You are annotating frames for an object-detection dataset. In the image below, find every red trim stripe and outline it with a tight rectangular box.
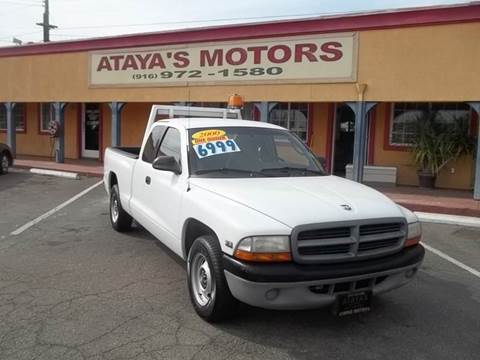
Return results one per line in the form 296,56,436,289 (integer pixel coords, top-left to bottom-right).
252,106,260,121
0,4,478,58
367,107,376,164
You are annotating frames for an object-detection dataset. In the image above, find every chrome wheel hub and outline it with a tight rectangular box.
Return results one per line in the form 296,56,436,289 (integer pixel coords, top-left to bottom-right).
191,253,215,307
111,197,119,223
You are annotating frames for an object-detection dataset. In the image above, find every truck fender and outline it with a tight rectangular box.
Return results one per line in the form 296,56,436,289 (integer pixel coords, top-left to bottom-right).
106,171,118,195
181,218,219,260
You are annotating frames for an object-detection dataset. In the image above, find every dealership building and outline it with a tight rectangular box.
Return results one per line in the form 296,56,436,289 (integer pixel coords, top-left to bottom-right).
0,3,479,196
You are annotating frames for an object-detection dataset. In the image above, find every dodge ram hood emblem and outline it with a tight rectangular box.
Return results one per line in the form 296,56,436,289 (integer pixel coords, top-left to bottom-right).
340,204,352,211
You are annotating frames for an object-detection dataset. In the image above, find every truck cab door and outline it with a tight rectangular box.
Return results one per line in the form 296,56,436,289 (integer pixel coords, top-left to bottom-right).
131,125,187,256
130,125,166,240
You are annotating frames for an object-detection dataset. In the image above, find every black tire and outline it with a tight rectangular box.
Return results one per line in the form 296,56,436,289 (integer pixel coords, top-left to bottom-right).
187,235,239,322
0,153,8,175
109,184,133,232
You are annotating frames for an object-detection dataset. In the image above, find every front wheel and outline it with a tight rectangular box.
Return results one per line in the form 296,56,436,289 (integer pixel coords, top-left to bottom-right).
0,153,9,175
187,235,238,322
110,184,133,232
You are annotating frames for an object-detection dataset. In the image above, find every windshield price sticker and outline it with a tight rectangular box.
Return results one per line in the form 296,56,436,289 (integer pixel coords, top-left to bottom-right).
191,129,227,145
191,129,241,158
193,139,241,159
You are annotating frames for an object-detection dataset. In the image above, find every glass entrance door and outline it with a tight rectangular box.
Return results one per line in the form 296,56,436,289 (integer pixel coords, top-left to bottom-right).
333,104,356,176
82,103,100,158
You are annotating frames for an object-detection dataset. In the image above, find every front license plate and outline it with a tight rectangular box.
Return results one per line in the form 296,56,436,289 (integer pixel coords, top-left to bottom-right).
334,291,372,317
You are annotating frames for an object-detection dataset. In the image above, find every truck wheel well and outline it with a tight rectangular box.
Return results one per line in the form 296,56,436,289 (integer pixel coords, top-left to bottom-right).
109,172,118,189
183,219,217,258
2,150,13,165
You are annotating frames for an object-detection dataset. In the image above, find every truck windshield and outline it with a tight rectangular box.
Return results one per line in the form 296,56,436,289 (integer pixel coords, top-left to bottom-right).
188,126,326,178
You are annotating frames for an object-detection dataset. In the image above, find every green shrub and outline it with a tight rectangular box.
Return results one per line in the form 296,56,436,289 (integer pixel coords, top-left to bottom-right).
412,110,474,176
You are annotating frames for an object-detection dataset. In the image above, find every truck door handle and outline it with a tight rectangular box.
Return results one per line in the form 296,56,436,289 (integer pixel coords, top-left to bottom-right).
145,176,151,185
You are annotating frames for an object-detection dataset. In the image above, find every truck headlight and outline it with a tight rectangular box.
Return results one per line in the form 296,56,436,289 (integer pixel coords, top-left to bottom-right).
405,222,422,247
234,236,291,262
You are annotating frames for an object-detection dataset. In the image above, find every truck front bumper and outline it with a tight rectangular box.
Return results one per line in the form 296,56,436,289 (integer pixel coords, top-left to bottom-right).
223,245,425,310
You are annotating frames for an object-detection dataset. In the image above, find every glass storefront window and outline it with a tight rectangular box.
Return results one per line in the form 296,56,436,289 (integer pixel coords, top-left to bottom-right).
40,103,53,133
0,104,25,132
390,102,471,146
269,103,309,141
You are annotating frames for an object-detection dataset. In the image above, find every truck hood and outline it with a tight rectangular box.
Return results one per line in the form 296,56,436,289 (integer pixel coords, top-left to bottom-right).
190,176,404,228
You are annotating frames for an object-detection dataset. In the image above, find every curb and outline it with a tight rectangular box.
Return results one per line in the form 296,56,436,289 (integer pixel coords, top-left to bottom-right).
30,168,80,180
415,211,480,228
14,164,103,178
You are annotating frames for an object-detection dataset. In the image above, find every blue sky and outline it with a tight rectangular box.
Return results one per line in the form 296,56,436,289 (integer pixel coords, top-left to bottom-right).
0,0,471,46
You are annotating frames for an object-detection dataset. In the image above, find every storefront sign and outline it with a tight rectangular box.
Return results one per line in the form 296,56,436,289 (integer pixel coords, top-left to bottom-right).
89,33,357,87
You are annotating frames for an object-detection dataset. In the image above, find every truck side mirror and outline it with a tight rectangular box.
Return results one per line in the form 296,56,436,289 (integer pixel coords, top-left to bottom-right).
152,156,182,174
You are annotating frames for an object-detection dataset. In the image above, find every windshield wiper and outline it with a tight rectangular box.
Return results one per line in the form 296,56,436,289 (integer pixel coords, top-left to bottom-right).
194,168,268,177
260,166,324,175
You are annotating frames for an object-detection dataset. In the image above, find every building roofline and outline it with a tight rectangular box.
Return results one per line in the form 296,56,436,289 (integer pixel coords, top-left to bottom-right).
0,2,479,58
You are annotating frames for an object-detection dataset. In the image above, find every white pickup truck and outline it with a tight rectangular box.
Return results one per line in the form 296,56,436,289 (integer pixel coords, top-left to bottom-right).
104,105,424,321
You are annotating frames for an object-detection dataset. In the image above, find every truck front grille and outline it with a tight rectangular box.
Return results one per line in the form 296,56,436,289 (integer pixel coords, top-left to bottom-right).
291,218,407,264
360,223,402,236
297,227,351,240
358,238,401,252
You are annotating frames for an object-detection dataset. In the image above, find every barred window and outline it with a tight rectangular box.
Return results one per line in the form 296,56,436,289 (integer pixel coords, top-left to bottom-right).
269,103,309,141
39,103,53,133
390,103,471,146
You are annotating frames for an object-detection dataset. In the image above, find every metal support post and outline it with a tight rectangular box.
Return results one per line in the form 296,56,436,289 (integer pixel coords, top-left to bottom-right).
109,102,125,147
254,102,277,122
5,102,16,158
53,102,67,163
345,101,377,183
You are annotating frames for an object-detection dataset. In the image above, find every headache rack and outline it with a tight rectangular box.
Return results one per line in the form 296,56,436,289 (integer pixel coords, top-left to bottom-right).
141,104,243,151
145,105,242,130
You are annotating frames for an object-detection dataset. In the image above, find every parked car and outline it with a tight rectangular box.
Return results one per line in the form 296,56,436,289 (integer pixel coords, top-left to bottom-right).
0,143,13,175
104,105,425,322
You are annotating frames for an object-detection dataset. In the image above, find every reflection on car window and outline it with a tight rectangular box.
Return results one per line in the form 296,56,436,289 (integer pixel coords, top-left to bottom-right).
158,128,181,163
142,126,167,163
273,134,310,167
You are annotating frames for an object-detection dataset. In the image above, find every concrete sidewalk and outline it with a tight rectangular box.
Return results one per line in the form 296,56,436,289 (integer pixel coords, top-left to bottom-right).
374,184,480,218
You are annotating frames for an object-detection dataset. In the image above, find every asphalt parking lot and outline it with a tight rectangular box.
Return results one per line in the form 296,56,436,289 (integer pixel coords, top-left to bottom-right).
0,171,479,360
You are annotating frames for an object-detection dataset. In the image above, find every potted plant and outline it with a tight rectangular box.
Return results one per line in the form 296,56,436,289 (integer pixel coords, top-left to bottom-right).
412,109,474,188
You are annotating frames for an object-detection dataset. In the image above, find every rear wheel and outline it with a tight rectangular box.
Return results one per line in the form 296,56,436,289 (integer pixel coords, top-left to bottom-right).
0,153,8,175
110,184,133,232
187,235,239,322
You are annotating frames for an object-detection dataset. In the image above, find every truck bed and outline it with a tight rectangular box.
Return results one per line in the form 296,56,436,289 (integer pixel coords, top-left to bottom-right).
104,146,141,212
109,147,141,159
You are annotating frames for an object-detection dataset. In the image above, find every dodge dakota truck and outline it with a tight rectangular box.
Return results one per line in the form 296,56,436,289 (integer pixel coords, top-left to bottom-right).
104,105,424,322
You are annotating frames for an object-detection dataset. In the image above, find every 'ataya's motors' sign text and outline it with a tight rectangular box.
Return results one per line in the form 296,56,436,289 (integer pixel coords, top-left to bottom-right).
89,33,357,87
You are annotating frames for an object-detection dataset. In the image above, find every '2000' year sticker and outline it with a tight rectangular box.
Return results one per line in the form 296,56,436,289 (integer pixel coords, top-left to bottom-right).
191,129,241,159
